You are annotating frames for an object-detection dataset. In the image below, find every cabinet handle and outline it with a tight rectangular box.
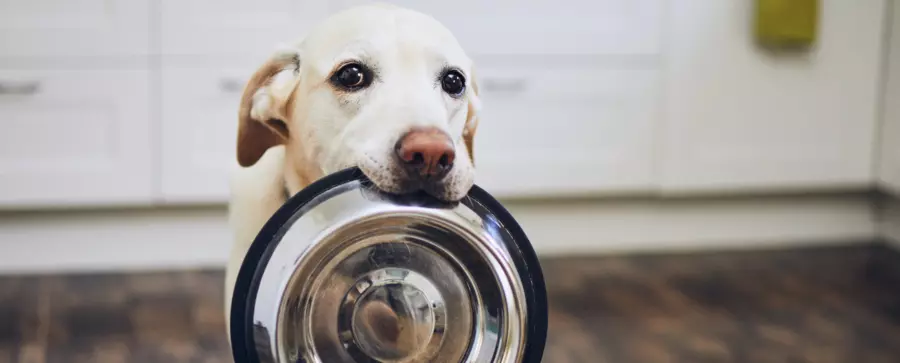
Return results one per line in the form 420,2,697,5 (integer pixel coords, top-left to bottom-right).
218,78,246,93
0,81,40,95
480,78,528,93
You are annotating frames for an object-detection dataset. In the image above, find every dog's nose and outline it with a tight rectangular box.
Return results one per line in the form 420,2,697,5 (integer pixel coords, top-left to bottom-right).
395,127,455,179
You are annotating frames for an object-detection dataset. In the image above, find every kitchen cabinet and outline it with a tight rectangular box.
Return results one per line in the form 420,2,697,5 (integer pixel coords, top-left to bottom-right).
0,0,893,208
335,0,664,196
159,0,330,57
473,64,659,196
660,0,886,193
159,62,663,200
158,62,252,202
0,0,150,57
0,69,154,207
334,0,663,56
880,0,900,196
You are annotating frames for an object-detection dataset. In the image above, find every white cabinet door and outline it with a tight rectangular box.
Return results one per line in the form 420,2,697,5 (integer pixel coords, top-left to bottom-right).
880,0,900,195
0,0,150,57
159,63,249,203
0,70,153,207
160,60,660,201
335,0,662,56
331,0,663,196
660,0,886,193
160,0,329,56
472,62,659,197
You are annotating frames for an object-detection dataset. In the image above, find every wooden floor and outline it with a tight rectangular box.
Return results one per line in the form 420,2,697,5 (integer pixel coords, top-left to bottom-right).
1,244,899,363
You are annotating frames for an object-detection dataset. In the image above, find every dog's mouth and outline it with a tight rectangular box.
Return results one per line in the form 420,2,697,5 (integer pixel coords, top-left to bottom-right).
361,184,460,209
373,173,459,201
353,149,473,203
355,163,465,203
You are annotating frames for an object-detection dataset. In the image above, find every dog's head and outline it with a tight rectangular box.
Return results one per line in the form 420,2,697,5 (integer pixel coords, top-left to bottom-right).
236,4,480,202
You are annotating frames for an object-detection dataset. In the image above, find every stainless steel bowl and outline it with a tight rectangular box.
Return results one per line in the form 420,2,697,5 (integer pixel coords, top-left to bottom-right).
230,167,547,363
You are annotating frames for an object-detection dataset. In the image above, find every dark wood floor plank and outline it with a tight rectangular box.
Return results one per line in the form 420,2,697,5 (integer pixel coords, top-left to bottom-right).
0,244,897,362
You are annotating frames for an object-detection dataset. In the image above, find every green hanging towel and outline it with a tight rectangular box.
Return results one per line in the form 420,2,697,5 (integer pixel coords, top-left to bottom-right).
754,0,819,49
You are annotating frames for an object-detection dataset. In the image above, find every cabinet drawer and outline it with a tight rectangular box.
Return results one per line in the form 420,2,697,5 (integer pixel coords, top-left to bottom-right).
160,62,659,201
472,62,659,196
159,65,251,202
160,0,329,56
0,0,150,57
0,70,153,207
337,0,663,56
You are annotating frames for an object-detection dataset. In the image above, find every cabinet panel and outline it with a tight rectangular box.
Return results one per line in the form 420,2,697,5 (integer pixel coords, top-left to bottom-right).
159,65,250,202
335,0,662,56
660,0,885,192
0,0,150,57
472,61,658,196
0,70,153,207
160,61,659,201
160,0,329,56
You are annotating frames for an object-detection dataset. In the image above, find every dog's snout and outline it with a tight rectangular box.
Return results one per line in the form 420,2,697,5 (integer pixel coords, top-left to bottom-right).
395,127,455,179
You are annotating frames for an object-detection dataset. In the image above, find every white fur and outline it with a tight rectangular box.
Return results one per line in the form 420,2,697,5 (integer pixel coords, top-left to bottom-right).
224,4,481,331
224,146,286,331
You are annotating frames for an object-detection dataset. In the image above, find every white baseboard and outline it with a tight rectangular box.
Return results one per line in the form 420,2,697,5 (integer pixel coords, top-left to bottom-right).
882,196,900,248
505,194,877,255
0,207,232,274
0,194,878,274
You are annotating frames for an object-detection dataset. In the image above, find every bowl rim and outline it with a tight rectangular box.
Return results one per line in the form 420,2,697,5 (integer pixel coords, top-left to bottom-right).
229,167,547,363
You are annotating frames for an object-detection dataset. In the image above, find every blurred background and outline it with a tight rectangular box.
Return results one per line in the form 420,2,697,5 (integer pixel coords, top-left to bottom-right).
1,0,899,362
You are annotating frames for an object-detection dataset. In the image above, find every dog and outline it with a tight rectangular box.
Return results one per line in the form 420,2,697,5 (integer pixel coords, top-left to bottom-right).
223,3,482,338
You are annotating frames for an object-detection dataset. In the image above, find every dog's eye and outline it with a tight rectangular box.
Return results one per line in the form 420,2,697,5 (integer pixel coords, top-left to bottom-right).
331,63,371,90
441,70,465,97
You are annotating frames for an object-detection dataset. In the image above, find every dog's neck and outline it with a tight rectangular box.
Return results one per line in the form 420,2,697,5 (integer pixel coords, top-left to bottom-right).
282,167,304,197
281,180,293,201
281,151,326,200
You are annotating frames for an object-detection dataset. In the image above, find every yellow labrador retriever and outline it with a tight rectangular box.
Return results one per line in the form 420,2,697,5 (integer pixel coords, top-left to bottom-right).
224,3,481,329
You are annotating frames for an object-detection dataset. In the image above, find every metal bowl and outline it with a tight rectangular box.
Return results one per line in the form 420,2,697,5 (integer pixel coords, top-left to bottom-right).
229,167,547,363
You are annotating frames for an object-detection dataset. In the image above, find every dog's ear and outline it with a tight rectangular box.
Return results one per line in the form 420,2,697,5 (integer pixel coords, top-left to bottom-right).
237,49,302,167
463,68,481,165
